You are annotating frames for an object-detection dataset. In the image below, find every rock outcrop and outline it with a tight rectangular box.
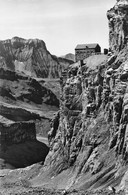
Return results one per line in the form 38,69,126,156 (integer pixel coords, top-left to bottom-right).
107,0,128,52
0,115,49,168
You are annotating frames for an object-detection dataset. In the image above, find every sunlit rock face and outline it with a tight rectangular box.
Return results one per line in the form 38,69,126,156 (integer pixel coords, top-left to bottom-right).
107,0,128,52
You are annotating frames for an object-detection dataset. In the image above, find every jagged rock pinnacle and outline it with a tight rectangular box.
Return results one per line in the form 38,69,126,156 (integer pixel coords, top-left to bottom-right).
116,0,128,7
107,0,128,52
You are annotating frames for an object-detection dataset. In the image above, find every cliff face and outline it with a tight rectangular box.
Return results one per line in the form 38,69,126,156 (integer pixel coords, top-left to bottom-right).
0,119,49,168
0,37,73,78
32,1,128,193
107,0,128,52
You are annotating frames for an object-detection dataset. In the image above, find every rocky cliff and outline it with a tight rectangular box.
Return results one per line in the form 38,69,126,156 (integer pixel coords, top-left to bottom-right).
29,0,128,193
107,0,128,52
0,37,73,78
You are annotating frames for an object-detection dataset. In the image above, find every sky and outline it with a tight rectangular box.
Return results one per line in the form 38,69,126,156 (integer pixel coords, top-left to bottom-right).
0,0,116,56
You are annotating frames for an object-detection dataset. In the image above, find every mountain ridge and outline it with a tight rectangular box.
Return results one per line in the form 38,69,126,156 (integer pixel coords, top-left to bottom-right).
0,36,73,78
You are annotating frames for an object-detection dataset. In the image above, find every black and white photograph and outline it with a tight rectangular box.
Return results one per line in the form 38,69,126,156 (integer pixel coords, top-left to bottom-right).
0,0,128,194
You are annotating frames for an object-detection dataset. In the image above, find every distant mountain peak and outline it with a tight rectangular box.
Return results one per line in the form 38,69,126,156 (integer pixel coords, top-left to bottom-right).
0,37,73,78
61,53,75,62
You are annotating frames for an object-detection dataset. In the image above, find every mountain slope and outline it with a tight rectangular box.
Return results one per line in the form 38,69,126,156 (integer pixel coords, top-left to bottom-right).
0,37,73,78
